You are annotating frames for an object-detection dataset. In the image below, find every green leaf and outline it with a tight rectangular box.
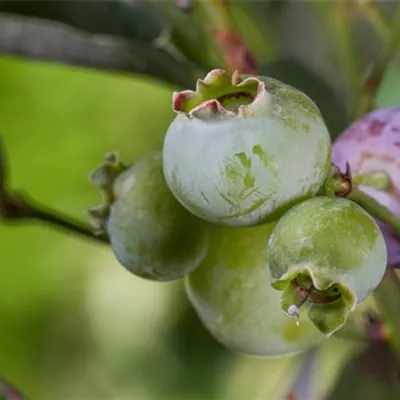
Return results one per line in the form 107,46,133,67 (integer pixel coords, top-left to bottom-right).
260,58,350,139
291,338,364,400
227,0,277,60
327,341,400,400
0,376,30,400
252,0,287,16
375,63,400,108
0,137,6,193
0,55,174,399
148,1,214,70
373,270,400,359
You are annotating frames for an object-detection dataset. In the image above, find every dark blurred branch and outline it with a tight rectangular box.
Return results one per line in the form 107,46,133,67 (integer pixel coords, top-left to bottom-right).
0,0,162,42
0,13,200,87
0,13,138,71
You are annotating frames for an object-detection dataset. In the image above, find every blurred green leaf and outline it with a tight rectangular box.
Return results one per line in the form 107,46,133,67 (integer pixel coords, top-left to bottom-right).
251,0,287,16
0,55,173,399
261,58,350,139
374,271,400,359
290,338,365,400
149,1,214,70
375,63,400,108
162,289,231,400
0,137,6,193
227,0,277,61
0,375,30,400
327,340,400,400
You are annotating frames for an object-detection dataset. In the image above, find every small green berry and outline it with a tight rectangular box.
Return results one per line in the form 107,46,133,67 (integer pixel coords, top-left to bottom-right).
267,196,387,335
89,152,209,281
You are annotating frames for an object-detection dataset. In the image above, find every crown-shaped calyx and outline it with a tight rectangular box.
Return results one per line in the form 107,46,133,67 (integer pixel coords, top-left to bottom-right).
88,152,126,233
173,69,268,120
272,267,356,336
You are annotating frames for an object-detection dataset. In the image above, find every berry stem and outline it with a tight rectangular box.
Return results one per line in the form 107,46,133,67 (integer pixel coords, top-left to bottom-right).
0,139,108,244
0,192,109,244
347,188,400,236
352,171,392,191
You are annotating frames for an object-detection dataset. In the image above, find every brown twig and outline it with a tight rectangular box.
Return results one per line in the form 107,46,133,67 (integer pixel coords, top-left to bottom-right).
192,0,258,74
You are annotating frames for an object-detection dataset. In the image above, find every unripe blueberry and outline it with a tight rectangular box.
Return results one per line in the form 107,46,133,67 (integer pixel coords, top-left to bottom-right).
186,223,325,357
89,152,209,281
332,107,400,267
267,196,387,335
163,69,332,227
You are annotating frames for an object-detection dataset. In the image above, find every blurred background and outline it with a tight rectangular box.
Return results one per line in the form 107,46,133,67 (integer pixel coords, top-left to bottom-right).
0,1,400,399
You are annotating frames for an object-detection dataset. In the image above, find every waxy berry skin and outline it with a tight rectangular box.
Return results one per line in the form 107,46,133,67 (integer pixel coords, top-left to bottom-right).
163,69,332,227
105,153,209,281
186,223,325,357
332,107,400,266
267,196,387,335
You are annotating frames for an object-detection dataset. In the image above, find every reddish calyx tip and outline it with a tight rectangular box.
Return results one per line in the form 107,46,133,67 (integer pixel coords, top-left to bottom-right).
171,69,264,118
172,90,191,113
191,99,229,118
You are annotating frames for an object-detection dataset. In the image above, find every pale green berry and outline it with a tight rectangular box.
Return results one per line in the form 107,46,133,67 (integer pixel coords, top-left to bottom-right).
163,69,332,227
267,196,387,336
90,152,209,281
186,223,325,357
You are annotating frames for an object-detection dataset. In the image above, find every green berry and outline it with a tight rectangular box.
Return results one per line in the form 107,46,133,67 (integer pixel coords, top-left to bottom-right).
163,69,332,227
267,196,387,335
90,152,209,281
186,223,325,357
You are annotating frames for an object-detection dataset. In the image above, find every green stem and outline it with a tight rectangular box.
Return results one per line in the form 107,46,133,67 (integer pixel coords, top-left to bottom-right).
358,0,391,42
354,1,400,118
313,1,361,98
352,171,392,190
348,188,400,236
349,189,400,359
0,192,109,244
373,270,400,360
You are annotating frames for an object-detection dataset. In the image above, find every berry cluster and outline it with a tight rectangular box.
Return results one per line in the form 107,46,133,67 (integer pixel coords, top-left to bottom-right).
88,69,399,357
